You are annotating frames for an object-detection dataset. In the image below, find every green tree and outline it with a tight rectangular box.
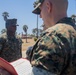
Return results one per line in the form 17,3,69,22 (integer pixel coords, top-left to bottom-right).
38,29,43,36
32,28,36,36
23,25,28,43
32,28,37,37
1,29,6,34
32,28,43,37
2,12,9,21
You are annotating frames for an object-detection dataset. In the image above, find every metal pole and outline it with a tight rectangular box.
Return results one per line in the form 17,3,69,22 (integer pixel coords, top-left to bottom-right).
37,14,38,38
75,0,76,15
75,0,76,25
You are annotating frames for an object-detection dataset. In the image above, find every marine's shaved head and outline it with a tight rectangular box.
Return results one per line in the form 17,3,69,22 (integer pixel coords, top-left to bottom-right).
41,0,68,26
47,0,68,12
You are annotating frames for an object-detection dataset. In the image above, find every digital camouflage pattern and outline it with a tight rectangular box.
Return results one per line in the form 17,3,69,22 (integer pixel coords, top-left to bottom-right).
0,33,22,62
30,18,76,75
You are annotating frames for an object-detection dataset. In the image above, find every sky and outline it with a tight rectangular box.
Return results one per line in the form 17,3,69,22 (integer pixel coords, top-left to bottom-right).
0,0,76,34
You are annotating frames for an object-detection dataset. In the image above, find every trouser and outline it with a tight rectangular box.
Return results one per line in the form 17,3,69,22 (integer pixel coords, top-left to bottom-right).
30,66,57,75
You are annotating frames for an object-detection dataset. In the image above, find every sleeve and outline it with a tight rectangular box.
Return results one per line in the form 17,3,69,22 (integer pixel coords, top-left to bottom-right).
31,32,70,73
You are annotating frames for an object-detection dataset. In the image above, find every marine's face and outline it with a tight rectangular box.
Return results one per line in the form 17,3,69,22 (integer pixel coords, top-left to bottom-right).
39,0,47,24
7,25,16,33
39,0,52,27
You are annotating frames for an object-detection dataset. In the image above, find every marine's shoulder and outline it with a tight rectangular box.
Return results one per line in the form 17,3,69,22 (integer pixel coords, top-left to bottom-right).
0,33,7,39
46,23,76,33
16,34,22,39
16,35,23,43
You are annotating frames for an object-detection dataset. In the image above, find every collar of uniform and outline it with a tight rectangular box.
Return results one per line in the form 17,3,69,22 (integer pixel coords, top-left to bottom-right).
56,17,75,27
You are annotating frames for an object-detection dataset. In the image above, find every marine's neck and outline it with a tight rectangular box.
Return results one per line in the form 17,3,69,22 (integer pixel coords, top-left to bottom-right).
7,31,15,37
51,13,67,25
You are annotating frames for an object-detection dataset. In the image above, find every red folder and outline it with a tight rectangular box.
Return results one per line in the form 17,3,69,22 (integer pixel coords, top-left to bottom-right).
0,57,18,75
0,57,32,75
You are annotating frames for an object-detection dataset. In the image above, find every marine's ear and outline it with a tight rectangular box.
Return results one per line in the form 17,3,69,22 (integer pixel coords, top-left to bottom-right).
46,0,52,13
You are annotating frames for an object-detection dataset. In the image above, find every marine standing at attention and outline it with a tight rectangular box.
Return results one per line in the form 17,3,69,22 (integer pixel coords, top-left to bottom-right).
0,19,22,62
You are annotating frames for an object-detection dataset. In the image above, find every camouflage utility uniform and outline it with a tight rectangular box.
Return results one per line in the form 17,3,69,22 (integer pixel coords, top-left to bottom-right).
30,17,76,75
0,33,22,62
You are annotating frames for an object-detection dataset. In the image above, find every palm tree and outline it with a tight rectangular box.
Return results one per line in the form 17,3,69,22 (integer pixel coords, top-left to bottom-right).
2,12,9,21
23,25,28,43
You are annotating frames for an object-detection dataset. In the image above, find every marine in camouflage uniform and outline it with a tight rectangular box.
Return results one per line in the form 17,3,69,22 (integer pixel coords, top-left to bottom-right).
30,0,76,75
0,19,22,62
30,17,76,75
